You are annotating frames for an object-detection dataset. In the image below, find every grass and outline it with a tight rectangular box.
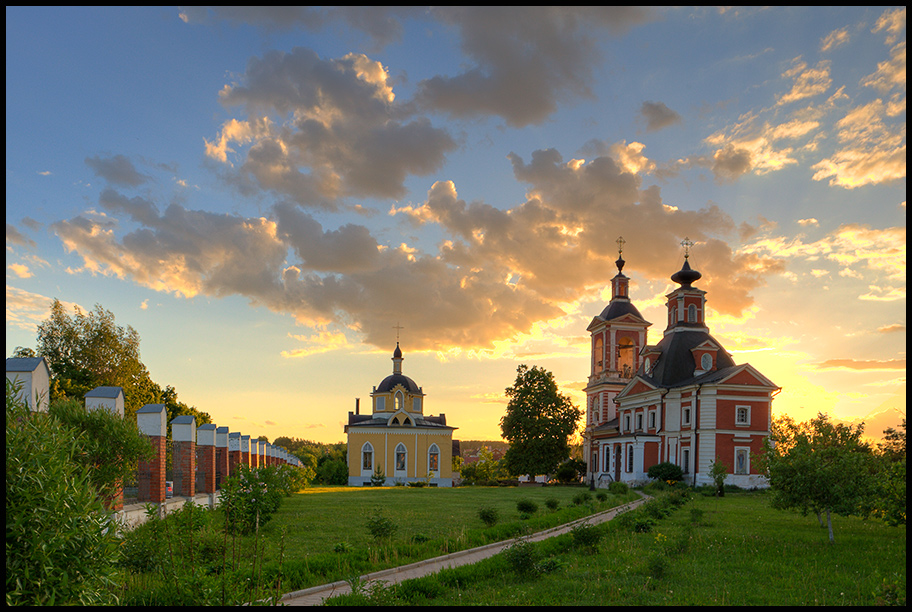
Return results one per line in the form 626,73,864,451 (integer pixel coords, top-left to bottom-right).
325,489,906,606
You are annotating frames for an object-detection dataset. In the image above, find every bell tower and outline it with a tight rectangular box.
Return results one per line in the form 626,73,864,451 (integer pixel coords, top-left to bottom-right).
584,237,650,428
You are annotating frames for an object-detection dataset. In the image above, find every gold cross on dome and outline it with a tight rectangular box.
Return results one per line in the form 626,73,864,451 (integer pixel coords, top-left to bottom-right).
392,322,404,342
681,237,694,259
616,236,626,256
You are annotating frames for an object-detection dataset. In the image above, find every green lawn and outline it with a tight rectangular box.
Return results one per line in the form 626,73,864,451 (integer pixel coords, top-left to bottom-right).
325,489,907,606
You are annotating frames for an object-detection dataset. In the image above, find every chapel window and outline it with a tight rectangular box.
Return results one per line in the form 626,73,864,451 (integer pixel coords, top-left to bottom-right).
395,443,407,472
688,304,697,322
617,338,634,378
735,449,749,474
594,336,604,373
736,406,750,426
428,444,439,472
362,442,373,471
701,353,713,371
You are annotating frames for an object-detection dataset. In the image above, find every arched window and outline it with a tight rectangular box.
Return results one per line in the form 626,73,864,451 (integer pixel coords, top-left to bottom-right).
594,336,604,373
361,442,373,471
688,304,697,322
617,337,634,378
395,391,404,411
395,443,407,473
428,444,440,473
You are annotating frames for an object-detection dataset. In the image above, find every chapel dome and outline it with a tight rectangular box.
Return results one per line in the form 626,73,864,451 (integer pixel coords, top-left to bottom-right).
375,373,422,394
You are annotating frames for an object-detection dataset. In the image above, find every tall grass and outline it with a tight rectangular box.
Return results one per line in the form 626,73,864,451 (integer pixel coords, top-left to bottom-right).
326,490,906,606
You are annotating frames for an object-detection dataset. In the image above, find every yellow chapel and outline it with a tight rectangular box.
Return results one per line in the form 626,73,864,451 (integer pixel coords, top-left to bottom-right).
345,343,455,486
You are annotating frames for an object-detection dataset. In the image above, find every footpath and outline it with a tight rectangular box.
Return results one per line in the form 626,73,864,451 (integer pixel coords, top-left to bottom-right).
280,492,650,606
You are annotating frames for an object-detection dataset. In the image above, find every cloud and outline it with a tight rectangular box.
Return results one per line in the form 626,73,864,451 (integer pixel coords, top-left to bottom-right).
414,7,654,127
820,27,850,52
85,154,150,187
640,101,682,132
5,286,82,332
7,263,32,279
208,48,457,206
6,224,36,248
814,358,906,371
877,323,905,333
777,59,832,106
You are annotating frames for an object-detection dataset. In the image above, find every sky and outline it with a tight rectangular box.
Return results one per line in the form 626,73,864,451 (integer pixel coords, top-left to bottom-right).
6,7,906,445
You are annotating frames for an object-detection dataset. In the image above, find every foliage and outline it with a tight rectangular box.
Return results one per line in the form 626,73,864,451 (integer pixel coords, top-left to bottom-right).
555,458,586,483
365,508,398,542
370,466,387,487
6,379,120,605
570,521,603,551
758,413,876,543
502,539,560,579
877,419,906,462
647,461,684,484
709,457,728,497
500,364,583,477
48,396,154,502
478,506,499,527
608,481,629,495
218,465,301,535
458,445,503,485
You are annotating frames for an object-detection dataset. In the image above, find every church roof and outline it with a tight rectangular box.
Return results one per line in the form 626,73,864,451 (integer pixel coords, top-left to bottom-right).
346,412,453,429
598,299,644,322
642,329,736,388
375,373,422,394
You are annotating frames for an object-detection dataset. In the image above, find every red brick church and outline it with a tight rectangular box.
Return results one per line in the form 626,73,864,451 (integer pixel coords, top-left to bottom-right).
583,238,778,488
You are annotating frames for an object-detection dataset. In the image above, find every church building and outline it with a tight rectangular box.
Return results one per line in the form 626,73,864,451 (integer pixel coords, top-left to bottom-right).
583,238,778,488
345,343,456,486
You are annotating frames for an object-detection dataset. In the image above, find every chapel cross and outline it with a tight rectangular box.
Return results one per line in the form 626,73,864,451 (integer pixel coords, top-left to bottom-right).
392,322,404,343
681,237,694,259
616,235,626,257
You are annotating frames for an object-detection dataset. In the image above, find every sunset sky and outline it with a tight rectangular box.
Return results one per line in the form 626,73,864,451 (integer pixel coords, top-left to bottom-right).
6,7,905,444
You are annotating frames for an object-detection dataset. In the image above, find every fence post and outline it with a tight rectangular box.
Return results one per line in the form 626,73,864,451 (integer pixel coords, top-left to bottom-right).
171,415,196,498
136,404,167,504
228,432,242,476
196,423,217,495
241,434,251,469
215,426,229,488
85,386,125,510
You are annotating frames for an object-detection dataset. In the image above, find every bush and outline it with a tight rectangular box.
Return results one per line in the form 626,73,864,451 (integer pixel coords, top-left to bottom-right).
478,506,499,527
608,481,629,495
370,468,386,487
516,499,538,515
6,380,121,605
647,461,684,483
570,522,603,551
219,465,290,534
572,491,593,506
545,497,560,511
365,508,398,541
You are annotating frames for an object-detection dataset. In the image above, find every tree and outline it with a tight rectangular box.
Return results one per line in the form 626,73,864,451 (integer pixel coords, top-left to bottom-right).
35,299,156,418
759,413,875,543
500,364,583,478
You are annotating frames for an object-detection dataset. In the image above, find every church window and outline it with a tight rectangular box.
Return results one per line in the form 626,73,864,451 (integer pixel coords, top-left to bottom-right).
376,396,386,411
682,448,690,474
413,397,422,412
649,410,656,429
688,304,697,322
626,445,634,473
361,442,373,471
644,356,651,375
683,407,691,426
594,336,604,373
624,415,631,432
428,444,439,472
395,443,407,472
736,405,750,426
701,353,713,371
395,391,404,411
636,413,643,431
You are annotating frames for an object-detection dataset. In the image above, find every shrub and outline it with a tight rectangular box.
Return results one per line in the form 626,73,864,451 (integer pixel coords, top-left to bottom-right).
596,491,608,502
478,506,499,527
608,481,629,495
570,522,603,551
503,539,539,577
647,461,684,483
545,497,560,511
365,508,398,541
516,499,538,515
370,468,386,487
572,491,593,506
6,380,121,605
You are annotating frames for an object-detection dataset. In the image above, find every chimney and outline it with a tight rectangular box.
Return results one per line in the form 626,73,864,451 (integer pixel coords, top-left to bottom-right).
355,397,360,415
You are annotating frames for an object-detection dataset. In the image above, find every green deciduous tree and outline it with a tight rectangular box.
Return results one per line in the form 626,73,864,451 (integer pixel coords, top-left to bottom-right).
500,364,582,478
758,413,875,543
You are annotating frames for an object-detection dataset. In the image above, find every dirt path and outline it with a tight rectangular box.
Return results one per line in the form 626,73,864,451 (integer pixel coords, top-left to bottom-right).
280,492,649,606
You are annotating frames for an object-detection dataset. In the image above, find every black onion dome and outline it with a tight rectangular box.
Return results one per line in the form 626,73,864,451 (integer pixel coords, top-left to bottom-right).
393,342,402,359
376,374,421,393
671,259,702,287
